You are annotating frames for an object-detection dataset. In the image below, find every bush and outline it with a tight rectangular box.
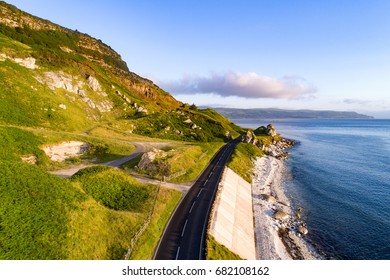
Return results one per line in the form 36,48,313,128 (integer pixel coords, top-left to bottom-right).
72,166,152,211
83,143,109,158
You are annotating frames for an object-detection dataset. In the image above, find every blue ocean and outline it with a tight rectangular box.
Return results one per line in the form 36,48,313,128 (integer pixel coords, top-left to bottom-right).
234,119,390,260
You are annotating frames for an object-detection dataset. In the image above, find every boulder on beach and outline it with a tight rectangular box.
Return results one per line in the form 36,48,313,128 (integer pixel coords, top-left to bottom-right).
261,194,277,203
298,225,309,235
272,210,289,221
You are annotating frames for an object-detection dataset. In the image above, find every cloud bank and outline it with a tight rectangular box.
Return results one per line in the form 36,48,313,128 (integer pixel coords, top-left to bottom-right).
162,72,317,99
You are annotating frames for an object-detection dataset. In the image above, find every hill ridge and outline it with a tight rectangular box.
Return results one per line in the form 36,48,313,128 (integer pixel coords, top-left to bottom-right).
212,107,373,119
0,1,242,141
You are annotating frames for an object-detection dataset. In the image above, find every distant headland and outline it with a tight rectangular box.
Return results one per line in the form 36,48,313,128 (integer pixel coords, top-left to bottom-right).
212,107,374,119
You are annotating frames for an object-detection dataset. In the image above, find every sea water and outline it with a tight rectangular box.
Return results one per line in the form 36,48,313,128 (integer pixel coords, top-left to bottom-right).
233,119,390,260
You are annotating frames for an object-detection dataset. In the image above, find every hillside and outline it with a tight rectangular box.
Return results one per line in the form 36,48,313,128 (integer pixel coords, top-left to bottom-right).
0,1,243,260
213,107,374,119
0,1,242,141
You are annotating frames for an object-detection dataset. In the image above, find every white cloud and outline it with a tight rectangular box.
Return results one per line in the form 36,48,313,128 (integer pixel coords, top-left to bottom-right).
161,72,317,99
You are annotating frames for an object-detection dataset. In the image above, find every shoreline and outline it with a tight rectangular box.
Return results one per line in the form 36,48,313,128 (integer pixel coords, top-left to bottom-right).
252,156,321,260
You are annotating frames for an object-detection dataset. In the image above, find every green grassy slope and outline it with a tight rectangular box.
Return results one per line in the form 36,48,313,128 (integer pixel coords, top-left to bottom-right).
0,162,83,259
0,158,179,259
227,142,264,183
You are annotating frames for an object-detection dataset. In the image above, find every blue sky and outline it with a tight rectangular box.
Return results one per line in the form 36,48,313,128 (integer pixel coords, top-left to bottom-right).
5,0,390,117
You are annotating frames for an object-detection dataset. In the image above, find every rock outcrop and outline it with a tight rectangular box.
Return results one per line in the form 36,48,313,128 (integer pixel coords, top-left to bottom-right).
242,124,295,160
265,124,277,136
0,54,38,69
87,76,107,96
35,71,113,113
262,138,295,160
137,148,167,172
21,155,37,165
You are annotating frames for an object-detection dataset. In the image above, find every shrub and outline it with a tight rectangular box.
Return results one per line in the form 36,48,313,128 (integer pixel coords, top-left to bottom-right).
0,162,84,259
72,166,152,211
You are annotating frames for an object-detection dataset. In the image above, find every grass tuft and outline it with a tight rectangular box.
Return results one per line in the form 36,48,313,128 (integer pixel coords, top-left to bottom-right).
206,234,243,260
227,143,264,183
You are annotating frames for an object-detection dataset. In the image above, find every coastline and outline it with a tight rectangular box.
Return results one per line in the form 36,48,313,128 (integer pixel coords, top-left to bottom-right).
252,156,321,260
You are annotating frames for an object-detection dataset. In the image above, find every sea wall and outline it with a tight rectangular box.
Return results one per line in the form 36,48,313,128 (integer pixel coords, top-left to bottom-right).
209,167,256,260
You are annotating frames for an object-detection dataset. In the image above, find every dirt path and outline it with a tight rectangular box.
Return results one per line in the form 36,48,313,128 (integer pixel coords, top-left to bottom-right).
48,141,190,194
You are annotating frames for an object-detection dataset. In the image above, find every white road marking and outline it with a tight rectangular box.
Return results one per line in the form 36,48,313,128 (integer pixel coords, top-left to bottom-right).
189,201,196,213
176,246,181,260
181,219,189,237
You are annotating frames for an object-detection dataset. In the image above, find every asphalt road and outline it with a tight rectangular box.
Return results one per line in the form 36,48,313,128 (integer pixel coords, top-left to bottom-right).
154,136,242,260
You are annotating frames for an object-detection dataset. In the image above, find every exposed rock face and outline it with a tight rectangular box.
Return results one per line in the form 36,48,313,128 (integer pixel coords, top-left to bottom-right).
21,155,37,164
262,138,295,160
136,106,148,113
115,90,132,104
0,3,62,30
242,124,295,160
14,57,38,69
265,124,277,136
225,131,232,140
35,71,113,113
137,148,167,172
0,54,38,69
39,71,81,93
242,130,258,145
87,76,102,92
42,141,90,162
87,76,107,96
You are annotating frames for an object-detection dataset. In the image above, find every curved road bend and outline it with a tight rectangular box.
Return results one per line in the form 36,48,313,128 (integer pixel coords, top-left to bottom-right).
154,136,242,260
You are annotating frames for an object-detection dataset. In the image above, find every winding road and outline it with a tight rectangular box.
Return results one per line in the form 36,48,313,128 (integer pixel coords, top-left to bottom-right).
48,136,242,259
154,136,242,260
50,142,155,177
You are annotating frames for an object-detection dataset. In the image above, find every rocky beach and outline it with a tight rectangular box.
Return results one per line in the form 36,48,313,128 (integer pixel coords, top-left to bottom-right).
252,155,320,260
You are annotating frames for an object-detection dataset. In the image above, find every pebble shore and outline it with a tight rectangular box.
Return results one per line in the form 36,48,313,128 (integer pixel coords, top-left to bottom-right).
252,156,321,260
